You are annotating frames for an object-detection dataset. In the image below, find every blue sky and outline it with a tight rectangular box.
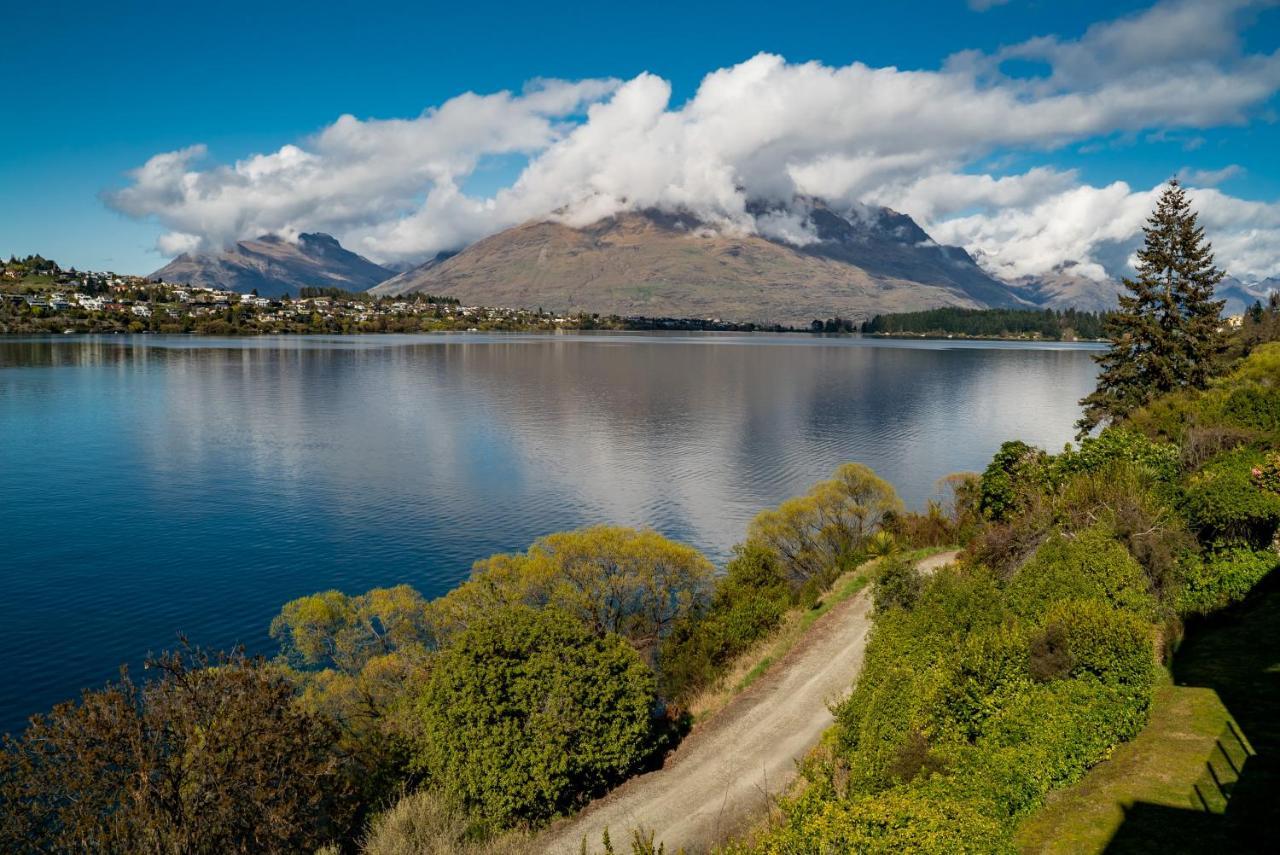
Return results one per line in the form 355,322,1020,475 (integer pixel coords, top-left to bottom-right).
3,0,1279,278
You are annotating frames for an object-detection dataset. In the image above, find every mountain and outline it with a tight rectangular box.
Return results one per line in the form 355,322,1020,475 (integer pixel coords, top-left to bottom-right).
1002,262,1124,312
373,202,1029,325
151,233,392,297
1218,276,1278,316
1003,267,1279,317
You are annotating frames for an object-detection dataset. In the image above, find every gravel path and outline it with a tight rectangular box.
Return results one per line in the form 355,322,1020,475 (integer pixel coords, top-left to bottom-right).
539,550,961,854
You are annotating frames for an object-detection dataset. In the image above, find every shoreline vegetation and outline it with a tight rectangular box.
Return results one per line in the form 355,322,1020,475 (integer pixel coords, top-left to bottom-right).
3,186,1280,853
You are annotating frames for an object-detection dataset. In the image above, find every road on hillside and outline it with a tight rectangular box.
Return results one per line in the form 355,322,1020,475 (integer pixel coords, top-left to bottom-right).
539,551,961,854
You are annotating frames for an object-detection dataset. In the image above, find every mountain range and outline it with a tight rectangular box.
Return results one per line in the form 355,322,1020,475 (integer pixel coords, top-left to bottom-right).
150,232,392,297
151,203,1277,323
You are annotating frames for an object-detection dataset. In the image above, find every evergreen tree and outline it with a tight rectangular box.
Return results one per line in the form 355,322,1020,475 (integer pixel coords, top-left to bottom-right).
1078,180,1225,434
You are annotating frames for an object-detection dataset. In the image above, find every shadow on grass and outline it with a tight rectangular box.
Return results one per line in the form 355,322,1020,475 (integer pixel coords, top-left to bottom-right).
1104,570,1280,854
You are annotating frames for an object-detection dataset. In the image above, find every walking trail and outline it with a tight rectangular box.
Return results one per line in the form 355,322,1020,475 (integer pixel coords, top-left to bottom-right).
539,550,961,854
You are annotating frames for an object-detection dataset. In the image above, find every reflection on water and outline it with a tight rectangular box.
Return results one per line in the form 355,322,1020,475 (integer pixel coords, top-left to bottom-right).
0,333,1100,732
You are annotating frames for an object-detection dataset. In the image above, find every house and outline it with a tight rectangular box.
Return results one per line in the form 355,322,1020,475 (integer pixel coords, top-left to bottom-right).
132,304,152,318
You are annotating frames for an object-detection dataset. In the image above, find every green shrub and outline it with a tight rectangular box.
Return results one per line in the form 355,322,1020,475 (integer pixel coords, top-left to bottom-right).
1218,385,1280,435
979,441,1051,522
1006,527,1156,620
935,623,1032,743
1183,448,1280,547
748,462,903,588
1051,428,1180,483
873,555,923,613
1039,599,1156,691
1178,547,1280,614
754,787,1009,855
409,606,655,827
835,661,941,791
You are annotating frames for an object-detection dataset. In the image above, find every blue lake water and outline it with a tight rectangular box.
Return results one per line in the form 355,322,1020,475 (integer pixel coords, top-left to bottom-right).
0,332,1102,734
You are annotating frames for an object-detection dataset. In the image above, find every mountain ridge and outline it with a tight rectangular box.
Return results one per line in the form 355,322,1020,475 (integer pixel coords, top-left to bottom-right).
150,233,392,297
373,203,1033,325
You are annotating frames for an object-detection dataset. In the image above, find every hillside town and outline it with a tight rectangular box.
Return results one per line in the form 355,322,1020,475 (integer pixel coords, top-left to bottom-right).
0,255,776,335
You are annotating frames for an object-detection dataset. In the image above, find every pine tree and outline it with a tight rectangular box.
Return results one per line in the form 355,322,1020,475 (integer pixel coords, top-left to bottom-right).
1078,180,1225,434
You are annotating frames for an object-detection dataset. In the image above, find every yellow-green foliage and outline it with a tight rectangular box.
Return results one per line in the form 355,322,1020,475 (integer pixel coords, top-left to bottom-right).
271,584,433,674
1039,599,1157,691
1006,527,1156,620
431,525,715,656
748,462,903,589
751,534,1160,853
659,541,793,702
1127,342,1280,444
752,787,1008,855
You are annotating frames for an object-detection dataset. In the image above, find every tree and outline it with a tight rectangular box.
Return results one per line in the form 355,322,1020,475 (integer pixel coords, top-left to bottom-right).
1078,180,1225,434
431,526,715,664
270,584,433,675
409,605,655,827
748,462,903,588
0,645,353,853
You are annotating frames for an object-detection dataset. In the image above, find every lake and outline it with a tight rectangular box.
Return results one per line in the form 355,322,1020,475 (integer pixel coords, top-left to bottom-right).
0,333,1101,734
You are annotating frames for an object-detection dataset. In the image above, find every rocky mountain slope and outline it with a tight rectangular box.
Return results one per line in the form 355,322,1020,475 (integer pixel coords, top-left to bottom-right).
373,203,1032,326
150,233,392,297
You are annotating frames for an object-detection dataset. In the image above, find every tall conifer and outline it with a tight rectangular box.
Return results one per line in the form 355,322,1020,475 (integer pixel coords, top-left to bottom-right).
1078,180,1225,434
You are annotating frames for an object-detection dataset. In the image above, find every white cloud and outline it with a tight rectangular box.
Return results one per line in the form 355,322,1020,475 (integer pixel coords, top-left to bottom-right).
108,0,1280,282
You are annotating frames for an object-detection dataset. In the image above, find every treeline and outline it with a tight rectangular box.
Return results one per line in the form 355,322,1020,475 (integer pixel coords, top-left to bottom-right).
3,254,60,276
862,307,1109,340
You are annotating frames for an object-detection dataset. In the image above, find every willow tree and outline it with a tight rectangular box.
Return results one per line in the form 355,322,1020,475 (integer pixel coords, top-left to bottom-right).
1078,180,1225,434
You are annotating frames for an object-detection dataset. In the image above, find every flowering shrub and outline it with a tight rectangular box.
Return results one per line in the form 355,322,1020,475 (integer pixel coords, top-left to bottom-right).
1253,451,1280,495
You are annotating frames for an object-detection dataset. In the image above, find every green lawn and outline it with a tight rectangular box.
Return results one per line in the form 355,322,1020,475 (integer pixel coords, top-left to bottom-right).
1015,572,1280,854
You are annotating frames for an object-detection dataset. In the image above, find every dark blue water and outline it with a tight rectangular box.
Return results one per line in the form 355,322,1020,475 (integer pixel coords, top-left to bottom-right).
0,333,1101,734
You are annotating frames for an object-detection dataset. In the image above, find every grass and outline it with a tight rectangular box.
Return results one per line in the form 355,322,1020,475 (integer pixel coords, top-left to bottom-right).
1014,569,1280,854
687,546,953,722
1013,682,1243,854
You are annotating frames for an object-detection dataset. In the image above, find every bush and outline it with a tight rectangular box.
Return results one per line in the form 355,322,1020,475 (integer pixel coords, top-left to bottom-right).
432,526,715,665
409,605,655,827
1219,384,1280,435
873,555,923,613
1054,463,1196,604
1051,428,1180,483
0,646,353,853
753,787,1008,855
1178,547,1280,614
1039,600,1156,691
748,462,903,587
935,623,1032,743
978,441,1051,522
1006,527,1156,621
1183,448,1280,547
360,789,532,855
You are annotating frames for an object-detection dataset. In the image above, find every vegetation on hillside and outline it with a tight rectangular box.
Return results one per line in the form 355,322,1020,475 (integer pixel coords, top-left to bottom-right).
718,186,1280,854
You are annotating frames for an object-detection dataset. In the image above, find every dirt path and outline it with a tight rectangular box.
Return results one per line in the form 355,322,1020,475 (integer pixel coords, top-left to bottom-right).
539,550,960,854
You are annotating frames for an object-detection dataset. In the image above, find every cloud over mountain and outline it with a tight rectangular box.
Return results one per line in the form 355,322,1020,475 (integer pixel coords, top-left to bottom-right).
107,0,1280,282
